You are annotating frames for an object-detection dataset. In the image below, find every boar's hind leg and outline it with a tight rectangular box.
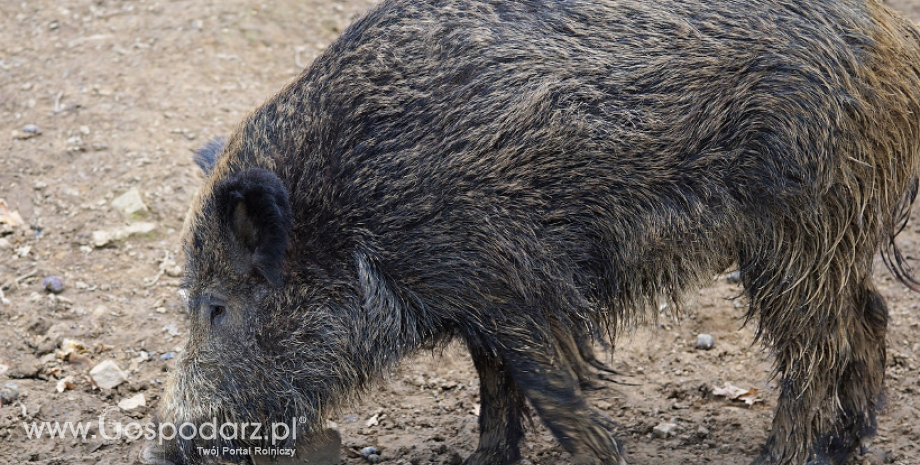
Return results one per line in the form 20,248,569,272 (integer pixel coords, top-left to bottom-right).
464,344,528,465
812,285,888,464
500,339,626,465
744,254,887,465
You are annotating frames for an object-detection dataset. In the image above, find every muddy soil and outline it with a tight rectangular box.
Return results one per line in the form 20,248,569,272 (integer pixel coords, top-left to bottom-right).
1,1,918,464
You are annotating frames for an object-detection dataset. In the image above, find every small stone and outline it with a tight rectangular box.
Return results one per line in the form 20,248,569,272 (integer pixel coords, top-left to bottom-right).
118,393,147,411
90,359,129,389
724,270,741,283
360,446,378,458
122,222,157,236
111,187,149,218
366,454,381,464
42,276,65,294
159,352,176,361
1,382,20,404
652,422,678,439
92,222,158,247
446,451,463,465
696,334,715,350
0,237,11,249
8,358,43,379
12,125,40,140
92,230,113,248
696,426,710,438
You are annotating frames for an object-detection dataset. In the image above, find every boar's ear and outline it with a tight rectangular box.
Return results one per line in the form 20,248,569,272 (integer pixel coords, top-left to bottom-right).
213,168,292,286
193,136,226,175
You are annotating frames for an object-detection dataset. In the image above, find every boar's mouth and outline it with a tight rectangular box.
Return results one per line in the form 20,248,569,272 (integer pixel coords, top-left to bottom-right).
151,393,314,465
139,443,184,465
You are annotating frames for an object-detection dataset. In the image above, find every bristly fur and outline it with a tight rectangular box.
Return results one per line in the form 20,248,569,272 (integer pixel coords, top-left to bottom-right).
158,1,920,464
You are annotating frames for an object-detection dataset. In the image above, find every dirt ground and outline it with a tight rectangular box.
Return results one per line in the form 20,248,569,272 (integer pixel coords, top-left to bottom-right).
1,0,919,464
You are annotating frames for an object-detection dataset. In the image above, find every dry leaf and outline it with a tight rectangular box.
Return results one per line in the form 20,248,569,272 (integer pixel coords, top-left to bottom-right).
712,382,762,406
0,199,24,226
365,413,379,427
56,376,76,393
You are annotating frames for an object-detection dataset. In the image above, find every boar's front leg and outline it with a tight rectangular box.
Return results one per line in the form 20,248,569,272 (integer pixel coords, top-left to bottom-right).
464,342,529,465
489,326,627,465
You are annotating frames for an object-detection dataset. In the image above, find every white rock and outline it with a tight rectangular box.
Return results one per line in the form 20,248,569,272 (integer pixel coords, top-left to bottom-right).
652,422,678,439
122,222,157,236
696,334,715,350
92,222,157,248
92,230,114,248
111,187,149,218
90,360,128,389
118,393,146,411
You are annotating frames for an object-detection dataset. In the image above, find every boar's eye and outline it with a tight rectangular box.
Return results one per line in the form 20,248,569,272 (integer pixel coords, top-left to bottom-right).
209,305,227,325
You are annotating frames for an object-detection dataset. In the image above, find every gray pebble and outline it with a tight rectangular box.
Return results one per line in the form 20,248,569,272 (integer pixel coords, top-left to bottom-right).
42,276,64,294
22,124,40,134
366,453,381,463
360,446,378,458
159,352,177,361
724,270,741,283
8,358,42,379
1,382,20,404
446,451,463,465
696,333,715,350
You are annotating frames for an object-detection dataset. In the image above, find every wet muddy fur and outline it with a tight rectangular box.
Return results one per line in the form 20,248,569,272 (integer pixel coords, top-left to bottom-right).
160,0,920,464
